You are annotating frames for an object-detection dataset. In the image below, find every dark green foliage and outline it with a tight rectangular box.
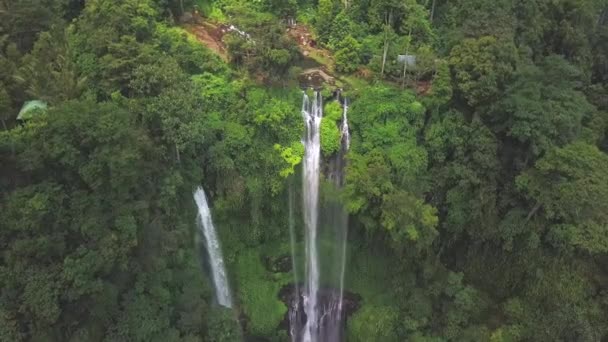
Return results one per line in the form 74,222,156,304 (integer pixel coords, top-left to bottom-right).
491,56,594,159
1,0,608,341
517,142,608,254
449,36,518,107
205,307,242,342
0,99,211,341
348,305,400,342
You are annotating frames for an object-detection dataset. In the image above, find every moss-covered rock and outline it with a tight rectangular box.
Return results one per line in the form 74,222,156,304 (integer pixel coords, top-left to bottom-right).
232,245,292,337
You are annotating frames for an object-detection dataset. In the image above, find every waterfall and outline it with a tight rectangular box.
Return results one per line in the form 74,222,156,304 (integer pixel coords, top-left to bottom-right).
193,187,233,308
288,183,302,339
340,98,350,151
337,99,350,313
301,91,323,342
291,91,351,342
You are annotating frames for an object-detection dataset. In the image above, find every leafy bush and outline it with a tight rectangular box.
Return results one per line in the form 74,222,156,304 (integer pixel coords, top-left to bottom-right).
335,35,361,73
320,101,343,156
348,305,401,342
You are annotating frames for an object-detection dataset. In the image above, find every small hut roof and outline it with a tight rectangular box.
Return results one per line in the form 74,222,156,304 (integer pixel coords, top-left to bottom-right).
17,100,47,120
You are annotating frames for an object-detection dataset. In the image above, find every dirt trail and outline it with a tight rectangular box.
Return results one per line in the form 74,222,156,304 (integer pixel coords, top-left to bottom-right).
184,22,228,61
184,19,344,88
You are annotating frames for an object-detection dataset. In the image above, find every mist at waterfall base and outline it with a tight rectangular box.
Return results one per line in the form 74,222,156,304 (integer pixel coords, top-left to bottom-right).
288,91,351,342
194,187,233,308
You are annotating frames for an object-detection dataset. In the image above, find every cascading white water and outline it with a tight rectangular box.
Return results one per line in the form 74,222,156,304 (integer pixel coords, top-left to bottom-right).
194,187,233,308
337,100,350,313
291,92,351,342
301,91,323,342
340,99,350,151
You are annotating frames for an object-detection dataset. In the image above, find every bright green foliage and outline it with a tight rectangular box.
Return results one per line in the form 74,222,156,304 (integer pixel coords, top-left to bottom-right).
231,247,290,337
316,0,340,40
324,100,342,121
345,85,436,254
348,305,400,342
335,35,361,73
400,0,435,45
320,116,342,156
274,142,304,177
328,11,361,48
320,101,343,156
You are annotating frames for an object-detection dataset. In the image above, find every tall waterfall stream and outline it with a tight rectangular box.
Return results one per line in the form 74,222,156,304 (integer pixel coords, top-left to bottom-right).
194,187,233,308
291,91,351,342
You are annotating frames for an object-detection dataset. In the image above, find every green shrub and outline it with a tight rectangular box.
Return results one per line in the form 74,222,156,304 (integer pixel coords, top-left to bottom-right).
335,35,361,73
348,305,401,342
320,101,343,156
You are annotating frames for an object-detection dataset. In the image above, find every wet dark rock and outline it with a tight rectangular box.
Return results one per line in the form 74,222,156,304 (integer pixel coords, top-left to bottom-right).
278,283,361,342
179,12,193,23
298,68,335,89
263,254,292,273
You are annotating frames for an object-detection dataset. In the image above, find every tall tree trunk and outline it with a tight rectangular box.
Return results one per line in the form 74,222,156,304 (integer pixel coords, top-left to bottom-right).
525,202,542,224
381,11,393,77
2,119,15,156
179,0,184,15
401,28,413,89
430,0,437,21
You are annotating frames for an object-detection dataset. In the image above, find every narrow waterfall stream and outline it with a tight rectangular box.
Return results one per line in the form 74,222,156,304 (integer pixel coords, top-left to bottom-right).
194,187,233,308
336,97,350,314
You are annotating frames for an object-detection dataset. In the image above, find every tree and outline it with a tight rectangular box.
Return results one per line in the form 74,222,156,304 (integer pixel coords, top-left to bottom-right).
349,305,400,342
223,4,299,79
345,86,436,253
16,29,86,104
0,83,11,128
425,113,500,242
316,0,339,41
205,307,242,342
335,35,361,73
490,56,595,160
449,36,518,107
516,142,608,255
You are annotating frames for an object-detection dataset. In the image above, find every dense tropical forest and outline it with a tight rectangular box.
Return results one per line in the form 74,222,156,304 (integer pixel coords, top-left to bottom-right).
1,0,608,341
